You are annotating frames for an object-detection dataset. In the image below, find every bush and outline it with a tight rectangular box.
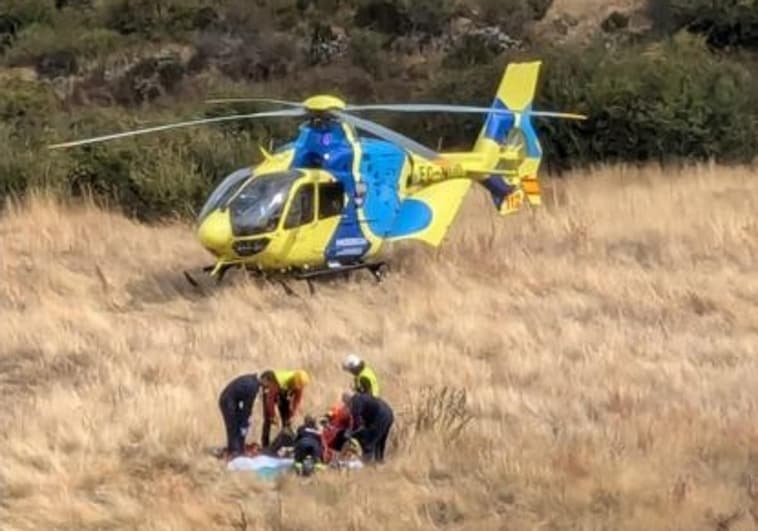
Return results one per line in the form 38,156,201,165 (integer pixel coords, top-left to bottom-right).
113,54,187,105
649,0,758,49
3,15,125,74
414,33,758,170
0,78,61,130
403,0,455,36
473,0,554,37
354,0,411,35
19,105,266,220
348,28,385,77
442,33,502,68
353,0,455,36
537,33,758,167
0,0,55,27
61,131,258,220
102,0,218,38
392,386,475,451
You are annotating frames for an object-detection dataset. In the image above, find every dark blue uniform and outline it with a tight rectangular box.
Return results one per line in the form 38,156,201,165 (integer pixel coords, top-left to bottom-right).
218,373,259,454
348,393,394,462
293,425,323,464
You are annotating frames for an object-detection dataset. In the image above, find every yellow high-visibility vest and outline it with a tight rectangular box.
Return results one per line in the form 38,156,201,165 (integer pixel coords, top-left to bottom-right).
354,365,379,396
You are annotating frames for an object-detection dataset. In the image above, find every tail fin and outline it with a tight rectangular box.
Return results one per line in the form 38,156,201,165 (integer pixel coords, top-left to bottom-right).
474,61,544,215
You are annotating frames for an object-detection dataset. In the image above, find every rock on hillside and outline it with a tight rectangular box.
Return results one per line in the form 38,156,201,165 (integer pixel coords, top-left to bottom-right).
532,0,652,46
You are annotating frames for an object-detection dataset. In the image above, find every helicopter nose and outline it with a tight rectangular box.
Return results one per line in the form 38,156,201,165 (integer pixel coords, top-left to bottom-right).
197,209,233,255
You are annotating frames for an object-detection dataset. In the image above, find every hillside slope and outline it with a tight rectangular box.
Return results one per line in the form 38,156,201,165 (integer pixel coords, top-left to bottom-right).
1,165,758,530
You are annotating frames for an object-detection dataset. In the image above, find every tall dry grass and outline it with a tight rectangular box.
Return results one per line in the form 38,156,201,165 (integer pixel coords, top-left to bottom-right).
1,164,758,530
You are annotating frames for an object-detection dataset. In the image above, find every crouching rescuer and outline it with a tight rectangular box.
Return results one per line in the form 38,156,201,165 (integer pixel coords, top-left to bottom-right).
218,372,260,458
345,391,394,462
259,369,310,448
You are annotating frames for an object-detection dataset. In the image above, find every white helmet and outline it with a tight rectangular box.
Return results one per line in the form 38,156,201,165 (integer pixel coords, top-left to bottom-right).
342,353,362,371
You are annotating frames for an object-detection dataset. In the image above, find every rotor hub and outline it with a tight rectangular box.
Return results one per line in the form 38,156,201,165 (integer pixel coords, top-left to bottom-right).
302,95,346,113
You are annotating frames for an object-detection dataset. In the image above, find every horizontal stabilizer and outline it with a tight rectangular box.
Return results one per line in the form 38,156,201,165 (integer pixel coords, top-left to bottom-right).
387,179,472,246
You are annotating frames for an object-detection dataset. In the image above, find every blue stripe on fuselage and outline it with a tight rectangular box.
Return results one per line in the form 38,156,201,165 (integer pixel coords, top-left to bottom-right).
357,138,434,239
289,122,370,263
357,138,405,237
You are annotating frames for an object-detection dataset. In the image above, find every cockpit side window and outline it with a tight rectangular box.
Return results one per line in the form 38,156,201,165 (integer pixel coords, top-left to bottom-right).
284,183,315,229
318,182,345,219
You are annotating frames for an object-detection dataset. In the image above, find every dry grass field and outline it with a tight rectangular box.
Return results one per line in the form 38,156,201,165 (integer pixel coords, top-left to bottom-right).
1,164,758,530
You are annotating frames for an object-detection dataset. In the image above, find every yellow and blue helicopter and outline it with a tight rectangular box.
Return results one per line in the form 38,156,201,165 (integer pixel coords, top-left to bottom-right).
49,61,586,287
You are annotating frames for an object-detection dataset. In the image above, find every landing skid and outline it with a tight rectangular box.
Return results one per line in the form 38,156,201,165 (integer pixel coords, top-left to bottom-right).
182,261,389,296
293,261,388,281
183,264,235,290
265,261,389,297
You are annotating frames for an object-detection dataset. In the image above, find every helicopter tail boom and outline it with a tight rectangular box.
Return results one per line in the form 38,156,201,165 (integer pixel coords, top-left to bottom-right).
472,60,545,215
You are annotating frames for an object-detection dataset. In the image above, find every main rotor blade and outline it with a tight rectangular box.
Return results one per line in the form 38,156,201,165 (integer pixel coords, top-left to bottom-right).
47,108,306,150
345,104,515,115
333,110,442,161
345,103,587,120
525,111,587,120
205,97,304,108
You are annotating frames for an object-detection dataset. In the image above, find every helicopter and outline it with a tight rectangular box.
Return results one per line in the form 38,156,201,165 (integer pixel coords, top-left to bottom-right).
48,60,586,289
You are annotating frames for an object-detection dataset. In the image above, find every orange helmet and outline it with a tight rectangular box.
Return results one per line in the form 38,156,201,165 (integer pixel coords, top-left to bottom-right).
293,369,310,387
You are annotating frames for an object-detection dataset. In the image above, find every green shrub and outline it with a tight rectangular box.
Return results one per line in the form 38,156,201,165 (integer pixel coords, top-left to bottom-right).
102,0,218,38
354,0,411,34
349,28,385,77
3,16,126,74
416,33,758,169
539,33,758,167
0,0,55,26
403,0,455,35
0,78,61,131
112,54,187,105
353,0,455,36
650,0,758,49
473,0,554,36
36,106,265,220
442,33,502,68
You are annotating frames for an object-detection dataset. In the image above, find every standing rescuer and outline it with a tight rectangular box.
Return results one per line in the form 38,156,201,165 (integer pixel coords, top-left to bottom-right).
217,372,260,458
259,369,310,448
341,353,380,397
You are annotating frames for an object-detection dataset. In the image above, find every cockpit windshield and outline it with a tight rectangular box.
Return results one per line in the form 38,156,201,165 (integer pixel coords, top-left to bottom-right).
197,167,251,223
229,170,303,237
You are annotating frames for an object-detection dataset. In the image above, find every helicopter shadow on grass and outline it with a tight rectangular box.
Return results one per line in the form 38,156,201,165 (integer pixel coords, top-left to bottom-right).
123,264,389,305
122,267,240,305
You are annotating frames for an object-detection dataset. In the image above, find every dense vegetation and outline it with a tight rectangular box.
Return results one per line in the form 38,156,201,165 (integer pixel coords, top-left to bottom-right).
1,0,757,219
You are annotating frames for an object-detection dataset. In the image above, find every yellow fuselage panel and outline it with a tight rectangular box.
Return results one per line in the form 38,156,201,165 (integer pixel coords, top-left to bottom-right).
254,149,295,175
197,209,234,256
279,214,342,267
